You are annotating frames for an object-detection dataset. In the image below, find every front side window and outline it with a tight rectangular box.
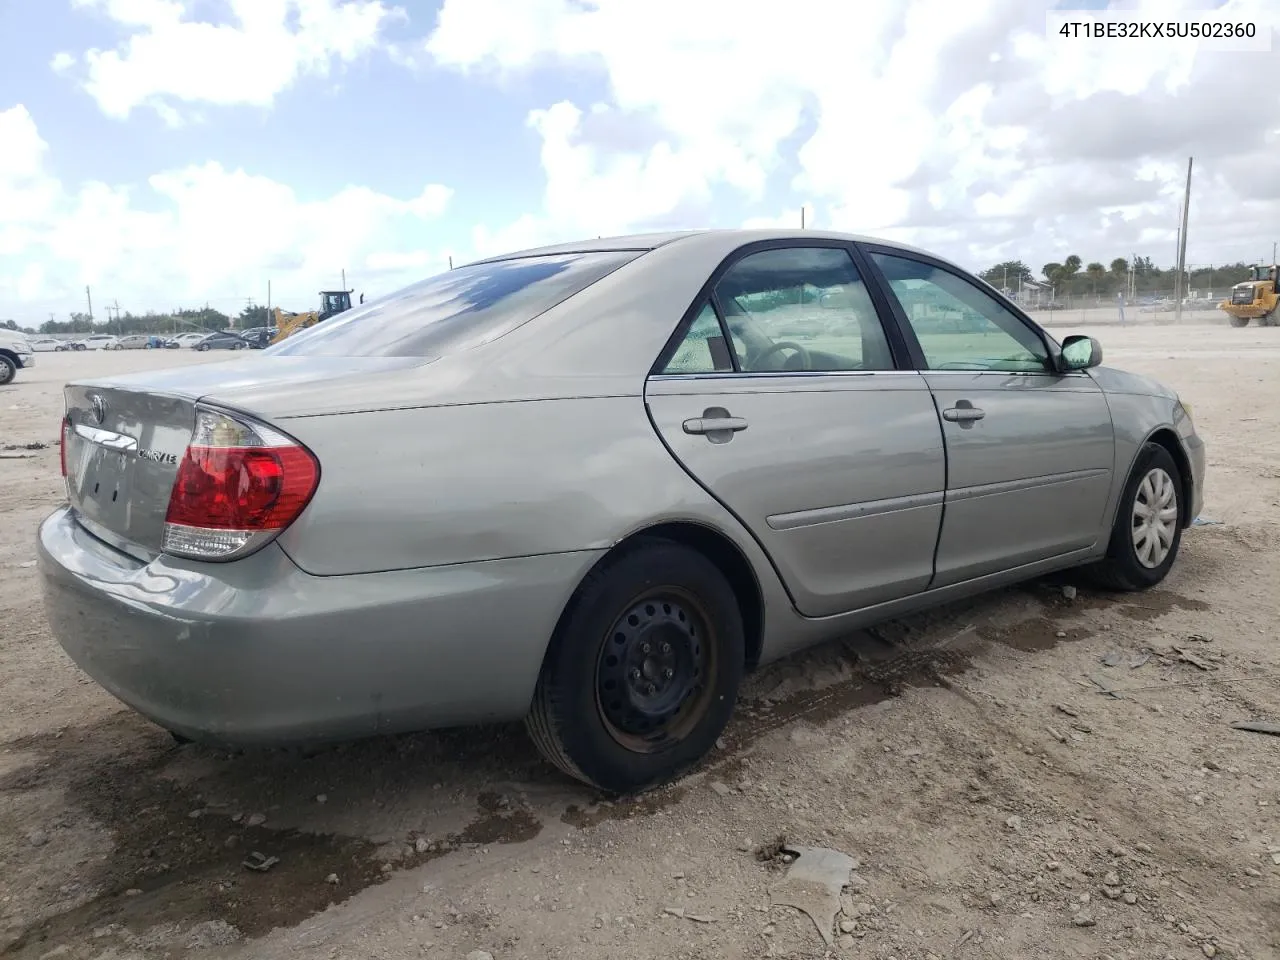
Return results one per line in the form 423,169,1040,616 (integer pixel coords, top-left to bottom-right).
869,252,1052,373
708,246,896,373
269,251,640,358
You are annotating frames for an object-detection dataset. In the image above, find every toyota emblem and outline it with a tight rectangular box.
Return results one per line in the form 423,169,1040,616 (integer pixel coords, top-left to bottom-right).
89,394,107,425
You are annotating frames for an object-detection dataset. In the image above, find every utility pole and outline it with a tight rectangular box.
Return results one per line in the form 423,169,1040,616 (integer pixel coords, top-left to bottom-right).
448,256,454,270
1174,156,1193,325
342,268,347,292
801,206,806,229
85,286,94,322
267,280,272,326
113,299,121,335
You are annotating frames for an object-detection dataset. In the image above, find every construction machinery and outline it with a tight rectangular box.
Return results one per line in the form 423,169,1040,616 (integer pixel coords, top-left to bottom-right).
271,289,355,344
1218,265,1280,327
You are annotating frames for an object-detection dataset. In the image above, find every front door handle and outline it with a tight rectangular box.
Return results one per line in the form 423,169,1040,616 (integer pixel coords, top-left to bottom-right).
942,405,985,423
683,416,748,435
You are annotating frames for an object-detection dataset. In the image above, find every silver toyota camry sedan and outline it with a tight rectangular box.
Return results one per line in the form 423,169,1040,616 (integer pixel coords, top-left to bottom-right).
38,229,1205,793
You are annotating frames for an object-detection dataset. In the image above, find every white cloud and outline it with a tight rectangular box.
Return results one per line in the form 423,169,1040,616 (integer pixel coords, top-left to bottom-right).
16,0,1280,325
0,105,452,322
428,0,1280,273
64,0,404,123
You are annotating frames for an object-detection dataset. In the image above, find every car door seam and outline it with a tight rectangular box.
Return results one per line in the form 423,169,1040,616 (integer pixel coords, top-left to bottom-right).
926,390,948,592
640,391,803,612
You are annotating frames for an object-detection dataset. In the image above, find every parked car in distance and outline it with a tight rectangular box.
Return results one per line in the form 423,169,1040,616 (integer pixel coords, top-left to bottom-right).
111,334,154,350
192,331,250,351
31,338,68,352
236,326,278,349
164,332,208,349
0,329,35,384
38,229,1206,794
81,334,119,350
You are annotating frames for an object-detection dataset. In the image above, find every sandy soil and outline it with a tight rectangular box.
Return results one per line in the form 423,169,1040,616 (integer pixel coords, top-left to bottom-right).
1,322,1278,960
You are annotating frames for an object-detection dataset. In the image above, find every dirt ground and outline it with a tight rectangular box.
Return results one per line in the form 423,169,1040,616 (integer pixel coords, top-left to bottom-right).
1,319,1278,960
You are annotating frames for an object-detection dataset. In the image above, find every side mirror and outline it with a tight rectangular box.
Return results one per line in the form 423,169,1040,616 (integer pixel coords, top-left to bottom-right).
1060,334,1102,371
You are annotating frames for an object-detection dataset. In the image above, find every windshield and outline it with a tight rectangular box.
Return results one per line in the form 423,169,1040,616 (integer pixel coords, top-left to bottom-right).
268,251,641,358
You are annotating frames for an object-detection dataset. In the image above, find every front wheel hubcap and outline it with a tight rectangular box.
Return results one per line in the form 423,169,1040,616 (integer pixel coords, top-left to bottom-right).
1132,466,1178,569
595,590,714,752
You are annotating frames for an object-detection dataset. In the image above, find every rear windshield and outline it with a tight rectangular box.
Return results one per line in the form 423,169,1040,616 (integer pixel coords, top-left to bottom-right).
267,251,641,358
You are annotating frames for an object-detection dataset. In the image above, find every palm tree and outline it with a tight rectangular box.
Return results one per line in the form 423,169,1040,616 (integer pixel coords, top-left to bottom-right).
1086,262,1106,297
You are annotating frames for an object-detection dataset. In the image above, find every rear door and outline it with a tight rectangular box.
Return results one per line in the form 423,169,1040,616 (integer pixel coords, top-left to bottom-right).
645,241,947,618
862,247,1115,587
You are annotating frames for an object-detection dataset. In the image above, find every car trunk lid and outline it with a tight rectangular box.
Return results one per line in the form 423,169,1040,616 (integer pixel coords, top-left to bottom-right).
62,356,427,555
63,385,197,555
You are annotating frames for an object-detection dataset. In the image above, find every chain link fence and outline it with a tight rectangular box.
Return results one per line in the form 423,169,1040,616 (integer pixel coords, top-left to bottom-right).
992,262,1264,327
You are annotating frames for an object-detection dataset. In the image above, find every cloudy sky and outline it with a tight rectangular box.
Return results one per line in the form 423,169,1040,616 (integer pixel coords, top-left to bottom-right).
0,0,1276,324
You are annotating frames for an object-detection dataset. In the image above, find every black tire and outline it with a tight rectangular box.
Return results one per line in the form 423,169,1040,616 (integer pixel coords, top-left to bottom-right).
1228,315,1249,328
1086,442,1184,592
0,354,15,385
525,538,744,794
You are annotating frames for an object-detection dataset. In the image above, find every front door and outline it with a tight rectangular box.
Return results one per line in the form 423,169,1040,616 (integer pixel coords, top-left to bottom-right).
645,243,947,617
865,249,1116,587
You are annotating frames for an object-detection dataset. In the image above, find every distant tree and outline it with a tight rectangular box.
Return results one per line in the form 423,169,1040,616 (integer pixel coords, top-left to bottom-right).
1110,257,1129,278
1042,262,1063,283
1085,262,1106,296
237,304,270,328
978,260,1033,290
1,320,15,331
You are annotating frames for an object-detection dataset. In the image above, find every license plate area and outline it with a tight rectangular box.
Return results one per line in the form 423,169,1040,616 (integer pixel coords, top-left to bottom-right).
68,425,139,527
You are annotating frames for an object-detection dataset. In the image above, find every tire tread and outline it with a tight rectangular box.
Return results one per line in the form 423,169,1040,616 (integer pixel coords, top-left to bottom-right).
1084,441,1182,592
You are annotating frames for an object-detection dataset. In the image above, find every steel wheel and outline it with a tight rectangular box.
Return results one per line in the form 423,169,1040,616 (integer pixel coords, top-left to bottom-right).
0,356,14,385
1131,466,1178,569
595,587,718,754
526,537,744,793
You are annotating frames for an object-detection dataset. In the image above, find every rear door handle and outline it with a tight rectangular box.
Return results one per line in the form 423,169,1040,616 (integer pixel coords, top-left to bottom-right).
683,416,748,435
942,406,985,423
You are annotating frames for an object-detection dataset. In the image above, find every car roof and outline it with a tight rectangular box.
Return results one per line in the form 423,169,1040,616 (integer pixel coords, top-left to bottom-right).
466,227,943,266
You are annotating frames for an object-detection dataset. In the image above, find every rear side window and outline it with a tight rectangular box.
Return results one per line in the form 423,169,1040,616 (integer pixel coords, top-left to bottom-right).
268,251,641,358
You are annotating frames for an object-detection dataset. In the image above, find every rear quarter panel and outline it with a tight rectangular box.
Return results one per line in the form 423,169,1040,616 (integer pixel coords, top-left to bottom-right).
274,396,778,579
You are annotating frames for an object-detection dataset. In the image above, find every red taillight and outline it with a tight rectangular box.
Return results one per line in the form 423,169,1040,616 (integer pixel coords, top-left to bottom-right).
165,445,318,530
162,408,319,561
60,415,70,477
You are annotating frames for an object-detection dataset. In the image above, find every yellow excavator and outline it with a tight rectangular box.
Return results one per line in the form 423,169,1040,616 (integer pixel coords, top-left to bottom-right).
271,290,356,344
1219,264,1280,327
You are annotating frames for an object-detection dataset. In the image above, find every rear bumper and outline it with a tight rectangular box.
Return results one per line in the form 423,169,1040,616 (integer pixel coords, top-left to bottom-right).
38,506,601,745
